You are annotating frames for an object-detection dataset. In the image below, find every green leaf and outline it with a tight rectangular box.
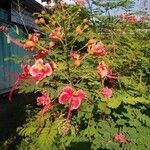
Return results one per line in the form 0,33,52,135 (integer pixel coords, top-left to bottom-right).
107,98,121,109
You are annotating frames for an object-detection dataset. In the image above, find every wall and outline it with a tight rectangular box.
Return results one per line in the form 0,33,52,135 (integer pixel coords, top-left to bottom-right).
0,8,26,94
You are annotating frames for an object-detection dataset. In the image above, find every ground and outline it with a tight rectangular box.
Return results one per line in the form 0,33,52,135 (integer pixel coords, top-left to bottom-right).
0,92,37,150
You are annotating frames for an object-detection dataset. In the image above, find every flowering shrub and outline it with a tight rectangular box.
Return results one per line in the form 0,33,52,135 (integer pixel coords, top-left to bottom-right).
7,1,150,149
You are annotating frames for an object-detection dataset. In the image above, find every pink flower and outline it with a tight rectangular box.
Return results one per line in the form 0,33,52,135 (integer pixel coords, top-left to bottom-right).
97,61,109,78
70,51,82,67
114,133,125,143
87,40,107,56
93,42,107,56
59,87,85,110
37,92,51,106
37,92,52,115
29,59,53,81
70,51,80,60
101,87,112,98
74,0,86,6
119,13,137,22
40,103,51,115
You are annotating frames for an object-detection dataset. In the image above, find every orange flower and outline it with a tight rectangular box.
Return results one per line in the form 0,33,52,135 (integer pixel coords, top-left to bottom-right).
24,33,40,50
76,25,83,35
24,40,36,50
50,27,64,42
87,40,107,56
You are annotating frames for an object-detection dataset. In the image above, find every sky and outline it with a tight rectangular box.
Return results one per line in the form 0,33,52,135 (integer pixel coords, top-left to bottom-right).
35,0,150,15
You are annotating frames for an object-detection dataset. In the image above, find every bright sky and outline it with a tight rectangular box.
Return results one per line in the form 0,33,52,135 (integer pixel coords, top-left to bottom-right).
35,0,150,14
35,0,74,6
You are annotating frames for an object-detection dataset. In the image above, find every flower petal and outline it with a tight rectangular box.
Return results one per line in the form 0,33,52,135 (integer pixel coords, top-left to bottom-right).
63,87,74,97
77,90,86,101
71,97,81,110
35,59,43,65
58,92,71,104
43,63,53,76
29,66,41,76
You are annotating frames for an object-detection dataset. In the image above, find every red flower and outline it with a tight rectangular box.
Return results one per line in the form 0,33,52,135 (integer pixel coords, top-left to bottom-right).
34,49,48,59
101,87,112,98
114,133,125,143
93,42,107,56
97,61,109,78
18,65,30,80
59,87,85,110
28,33,40,43
29,59,53,81
37,92,52,115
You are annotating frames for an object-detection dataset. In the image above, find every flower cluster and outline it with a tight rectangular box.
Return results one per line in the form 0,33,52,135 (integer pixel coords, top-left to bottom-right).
87,39,107,56
24,33,40,50
18,59,53,82
37,92,52,115
50,27,64,42
29,59,53,81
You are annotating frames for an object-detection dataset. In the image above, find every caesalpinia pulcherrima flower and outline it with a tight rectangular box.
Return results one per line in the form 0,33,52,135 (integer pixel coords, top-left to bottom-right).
101,87,112,98
59,87,86,110
87,39,107,56
50,27,64,42
76,24,88,35
97,61,109,78
29,59,53,81
18,64,30,80
70,51,81,67
35,18,45,24
119,13,137,22
37,92,52,115
114,133,126,143
34,49,48,59
24,33,40,50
